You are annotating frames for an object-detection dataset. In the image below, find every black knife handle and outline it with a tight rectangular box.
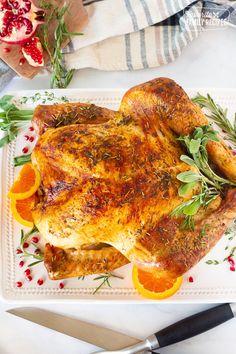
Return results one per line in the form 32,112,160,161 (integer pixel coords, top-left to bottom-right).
155,304,234,348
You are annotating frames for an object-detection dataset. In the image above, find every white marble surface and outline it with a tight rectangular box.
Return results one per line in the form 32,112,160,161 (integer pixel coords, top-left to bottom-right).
1,26,236,354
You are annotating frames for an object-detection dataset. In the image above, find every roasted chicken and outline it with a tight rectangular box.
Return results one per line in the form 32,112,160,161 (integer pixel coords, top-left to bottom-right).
31,78,236,280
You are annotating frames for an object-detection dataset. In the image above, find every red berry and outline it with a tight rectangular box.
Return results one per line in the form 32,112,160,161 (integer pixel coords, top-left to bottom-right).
34,248,41,255
59,282,64,289
26,275,32,282
23,242,29,248
19,260,24,268
31,236,39,243
24,135,30,141
16,248,22,254
188,276,194,283
16,281,23,288
29,136,35,142
37,279,44,286
19,58,26,65
29,126,34,132
230,266,235,272
3,47,11,53
24,268,31,276
22,147,29,154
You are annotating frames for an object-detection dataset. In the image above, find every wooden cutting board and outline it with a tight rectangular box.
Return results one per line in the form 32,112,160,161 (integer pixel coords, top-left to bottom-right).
0,0,88,78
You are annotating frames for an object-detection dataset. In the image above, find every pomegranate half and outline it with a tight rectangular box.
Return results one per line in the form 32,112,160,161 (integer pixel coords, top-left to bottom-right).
0,0,44,44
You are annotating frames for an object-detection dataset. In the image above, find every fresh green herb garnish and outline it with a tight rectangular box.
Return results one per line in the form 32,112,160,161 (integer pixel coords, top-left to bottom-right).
171,125,236,229
20,91,69,105
206,259,220,265
193,93,236,145
39,0,53,10
41,4,82,89
19,227,44,266
93,272,123,294
0,96,33,148
14,153,32,167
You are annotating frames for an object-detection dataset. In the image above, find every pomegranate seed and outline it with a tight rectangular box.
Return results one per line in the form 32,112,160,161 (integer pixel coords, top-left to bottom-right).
34,248,41,255
188,276,194,283
19,260,24,268
29,136,35,142
3,47,11,53
16,281,23,288
26,275,32,282
37,279,44,286
230,266,235,272
29,126,34,131
24,268,31,276
232,150,236,156
19,58,26,65
59,282,64,289
222,129,226,133
228,256,235,266
22,147,29,154
24,134,30,141
23,242,29,248
16,248,22,254
31,236,39,243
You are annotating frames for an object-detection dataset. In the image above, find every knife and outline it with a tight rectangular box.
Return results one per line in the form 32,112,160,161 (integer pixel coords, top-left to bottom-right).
95,303,236,353
6,307,141,351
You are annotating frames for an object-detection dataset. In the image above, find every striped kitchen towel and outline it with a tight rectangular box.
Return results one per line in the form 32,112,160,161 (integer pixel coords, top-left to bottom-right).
64,0,236,71
0,0,236,90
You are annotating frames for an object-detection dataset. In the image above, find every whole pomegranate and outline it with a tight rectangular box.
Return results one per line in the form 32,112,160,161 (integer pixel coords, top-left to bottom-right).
0,0,44,44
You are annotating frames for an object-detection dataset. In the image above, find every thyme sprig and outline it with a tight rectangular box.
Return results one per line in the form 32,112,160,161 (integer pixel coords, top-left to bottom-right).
19,227,44,267
20,91,69,105
172,125,236,229
0,96,33,148
193,93,236,145
93,272,124,294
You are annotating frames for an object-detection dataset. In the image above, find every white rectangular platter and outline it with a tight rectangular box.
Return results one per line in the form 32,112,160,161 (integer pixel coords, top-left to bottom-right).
1,87,236,303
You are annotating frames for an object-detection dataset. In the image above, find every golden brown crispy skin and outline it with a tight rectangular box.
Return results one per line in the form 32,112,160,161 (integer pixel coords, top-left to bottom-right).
32,77,236,279
44,243,129,280
33,103,116,135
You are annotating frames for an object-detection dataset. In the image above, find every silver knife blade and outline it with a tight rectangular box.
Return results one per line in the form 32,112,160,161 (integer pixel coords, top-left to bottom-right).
6,307,141,351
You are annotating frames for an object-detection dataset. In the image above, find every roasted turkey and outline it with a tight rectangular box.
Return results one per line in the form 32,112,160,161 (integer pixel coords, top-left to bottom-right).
31,78,236,280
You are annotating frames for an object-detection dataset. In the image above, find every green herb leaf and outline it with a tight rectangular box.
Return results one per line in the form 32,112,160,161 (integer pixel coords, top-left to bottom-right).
178,181,196,197
0,95,18,112
177,171,200,183
180,155,196,166
14,153,32,167
193,127,203,139
183,198,201,216
189,138,201,154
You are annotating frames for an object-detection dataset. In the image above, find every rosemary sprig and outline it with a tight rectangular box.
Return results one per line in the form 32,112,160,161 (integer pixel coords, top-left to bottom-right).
14,153,32,167
193,93,236,145
0,96,33,148
172,125,236,229
93,272,124,294
43,4,83,89
19,227,44,266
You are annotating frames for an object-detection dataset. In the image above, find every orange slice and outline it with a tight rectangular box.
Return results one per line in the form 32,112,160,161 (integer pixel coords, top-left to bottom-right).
132,265,183,300
8,163,40,200
11,194,36,228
